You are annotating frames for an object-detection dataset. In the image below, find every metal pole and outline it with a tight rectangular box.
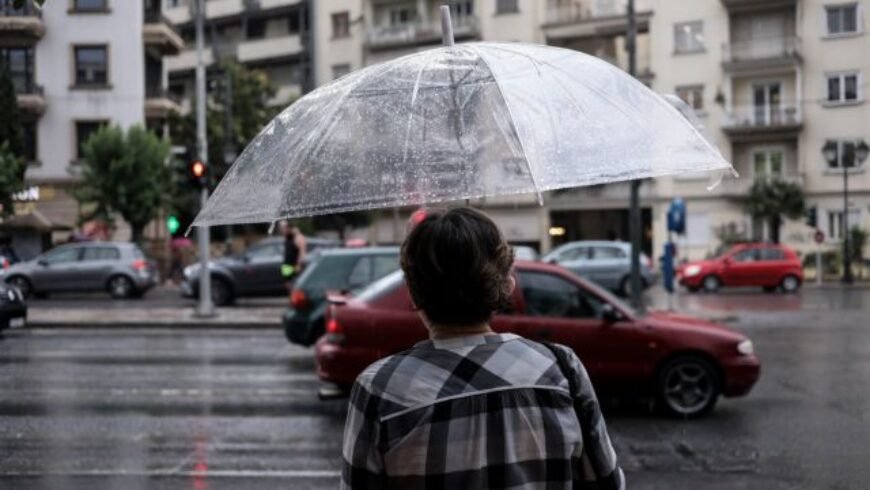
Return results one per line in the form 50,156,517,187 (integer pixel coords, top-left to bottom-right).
223,68,234,256
440,5,454,47
627,0,643,311
816,238,822,286
195,0,215,316
842,167,853,284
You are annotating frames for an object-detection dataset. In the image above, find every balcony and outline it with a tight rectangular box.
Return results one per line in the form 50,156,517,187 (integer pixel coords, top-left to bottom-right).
145,87,181,120
0,0,45,41
366,15,479,51
144,9,184,56
165,47,215,73
719,173,804,197
722,36,801,72
237,33,302,64
542,1,652,41
163,0,302,26
721,104,803,142
16,81,45,117
720,0,797,14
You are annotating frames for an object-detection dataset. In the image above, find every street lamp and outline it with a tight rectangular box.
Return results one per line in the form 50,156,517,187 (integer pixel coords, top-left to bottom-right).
824,140,869,284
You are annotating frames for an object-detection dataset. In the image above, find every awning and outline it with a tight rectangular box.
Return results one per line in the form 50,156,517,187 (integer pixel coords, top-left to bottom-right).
0,210,73,232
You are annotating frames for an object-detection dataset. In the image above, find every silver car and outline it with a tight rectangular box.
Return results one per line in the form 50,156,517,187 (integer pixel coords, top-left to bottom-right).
2,242,157,299
541,241,657,296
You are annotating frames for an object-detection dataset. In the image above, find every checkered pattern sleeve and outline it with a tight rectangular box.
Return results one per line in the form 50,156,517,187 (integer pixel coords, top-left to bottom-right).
340,378,386,490
557,344,625,490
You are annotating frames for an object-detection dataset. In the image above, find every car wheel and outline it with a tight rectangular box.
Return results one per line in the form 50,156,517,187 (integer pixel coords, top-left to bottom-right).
702,275,721,293
211,277,233,306
780,275,801,294
7,276,32,299
108,275,135,299
619,276,648,298
657,356,721,418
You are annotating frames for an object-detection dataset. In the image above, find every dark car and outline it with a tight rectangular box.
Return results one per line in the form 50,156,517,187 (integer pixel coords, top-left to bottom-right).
182,237,340,306
284,247,400,346
678,243,803,293
316,261,760,417
0,283,27,331
3,242,158,299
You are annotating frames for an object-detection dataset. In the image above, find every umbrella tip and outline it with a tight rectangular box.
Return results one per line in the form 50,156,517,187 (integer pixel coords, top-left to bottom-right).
440,5,455,47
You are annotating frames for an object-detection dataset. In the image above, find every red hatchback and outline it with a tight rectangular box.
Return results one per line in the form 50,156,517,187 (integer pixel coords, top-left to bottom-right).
316,261,760,417
678,243,803,293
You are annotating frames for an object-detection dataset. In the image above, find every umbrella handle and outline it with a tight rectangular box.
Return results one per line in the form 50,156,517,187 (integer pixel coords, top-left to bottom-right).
440,5,454,47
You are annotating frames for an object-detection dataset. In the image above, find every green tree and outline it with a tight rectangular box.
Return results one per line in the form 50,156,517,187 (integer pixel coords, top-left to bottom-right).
74,125,172,243
0,143,25,217
745,179,805,244
850,226,868,277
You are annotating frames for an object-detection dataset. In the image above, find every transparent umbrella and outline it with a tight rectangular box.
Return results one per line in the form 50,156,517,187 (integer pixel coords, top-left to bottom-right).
192,41,732,229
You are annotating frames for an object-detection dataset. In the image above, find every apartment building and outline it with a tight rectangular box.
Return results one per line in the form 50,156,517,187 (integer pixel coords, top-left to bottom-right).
163,0,312,111
0,0,182,254
652,0,870,259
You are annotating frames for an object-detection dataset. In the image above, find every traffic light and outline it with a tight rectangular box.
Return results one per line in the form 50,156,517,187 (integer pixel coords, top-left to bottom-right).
805,205,817,229
166,215,181,235
189,159,208,188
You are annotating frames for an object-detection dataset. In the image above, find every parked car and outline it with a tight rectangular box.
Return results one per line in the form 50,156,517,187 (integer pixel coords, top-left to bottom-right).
678,243,803,293
284,247,400,346
541,241,657,296
182,237,340,306
316,261,760,417
512,245,539,261
0,283,27,331
2,242,157,299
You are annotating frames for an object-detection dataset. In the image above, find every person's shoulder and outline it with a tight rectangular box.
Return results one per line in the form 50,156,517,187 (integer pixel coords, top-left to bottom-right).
353,348,419,394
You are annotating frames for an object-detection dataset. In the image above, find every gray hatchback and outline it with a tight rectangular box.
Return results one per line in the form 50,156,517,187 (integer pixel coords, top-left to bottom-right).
541,240,657,296
2,242,157,299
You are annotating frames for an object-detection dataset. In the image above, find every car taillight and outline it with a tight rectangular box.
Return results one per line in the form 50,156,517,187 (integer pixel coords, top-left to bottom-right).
132,259,148,271
290,289,309,310
325,318,345,344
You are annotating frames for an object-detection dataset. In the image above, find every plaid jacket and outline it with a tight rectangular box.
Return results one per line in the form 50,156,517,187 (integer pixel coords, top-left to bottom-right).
341,333,625,489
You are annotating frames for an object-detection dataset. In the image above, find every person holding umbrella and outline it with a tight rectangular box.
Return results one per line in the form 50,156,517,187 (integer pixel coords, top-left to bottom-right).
340,208,624,489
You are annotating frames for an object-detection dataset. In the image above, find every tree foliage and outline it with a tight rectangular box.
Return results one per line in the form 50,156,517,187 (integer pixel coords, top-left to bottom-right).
0,143,25,218
744,179,805,244
0,67,23,157
73,125,172,243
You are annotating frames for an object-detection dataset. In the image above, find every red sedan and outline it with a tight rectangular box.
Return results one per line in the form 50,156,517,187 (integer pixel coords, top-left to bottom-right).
316,261,760,417
678,243,803,293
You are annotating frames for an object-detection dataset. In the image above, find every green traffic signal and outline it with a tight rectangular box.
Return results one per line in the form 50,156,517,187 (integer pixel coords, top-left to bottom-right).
166,215,181,235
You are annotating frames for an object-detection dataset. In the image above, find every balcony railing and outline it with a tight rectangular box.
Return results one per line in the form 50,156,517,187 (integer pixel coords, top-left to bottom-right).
145,86,180,103
0,0,41,17
721,103,802,130
544,0,651,25
723,36,801,64
719,173,804,196
367,15,478,49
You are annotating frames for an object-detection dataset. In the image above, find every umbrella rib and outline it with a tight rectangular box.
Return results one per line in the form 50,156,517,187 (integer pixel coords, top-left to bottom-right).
400,55,433,170
469,45,543,206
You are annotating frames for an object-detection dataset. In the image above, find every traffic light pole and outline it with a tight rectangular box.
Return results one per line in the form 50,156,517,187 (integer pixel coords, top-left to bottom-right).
194,0,215,317
627,0,644,312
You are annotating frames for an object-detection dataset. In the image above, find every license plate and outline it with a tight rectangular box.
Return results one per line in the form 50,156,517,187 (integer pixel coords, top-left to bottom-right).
9,317,25,328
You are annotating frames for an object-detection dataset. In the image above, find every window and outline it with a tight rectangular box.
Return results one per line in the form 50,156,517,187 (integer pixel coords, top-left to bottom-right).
519,272,602,319
827,209,861,239
74,45,108,87
71,0,108,12
557,246,589,262
496,0,519,14
760,248,786,261
75,121,108,162
675,85,704,111
824,139,865,169
372,255,399,281
347,257,373,288
247,18,266,39
451,0,473,18
826,72,861,103
82,247,120,261
732,248,760,263
246,243,281,259
332,64,351,80
0,47,35,94
826,4,860,36
332,12,350,38
592,247,626,260
389,6,414,26
674,21,704,53
752,149,784,179
42,247,81,265
22,121,37,164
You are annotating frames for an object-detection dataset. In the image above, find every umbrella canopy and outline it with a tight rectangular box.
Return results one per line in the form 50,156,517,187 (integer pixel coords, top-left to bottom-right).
193,42,731,228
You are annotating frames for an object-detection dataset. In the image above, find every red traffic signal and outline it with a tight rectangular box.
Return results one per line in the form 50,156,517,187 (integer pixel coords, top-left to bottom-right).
189,160,208,187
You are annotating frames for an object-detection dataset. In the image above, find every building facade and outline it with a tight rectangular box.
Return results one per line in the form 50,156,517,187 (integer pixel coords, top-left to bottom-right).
310,0,870,261
0,0,181,256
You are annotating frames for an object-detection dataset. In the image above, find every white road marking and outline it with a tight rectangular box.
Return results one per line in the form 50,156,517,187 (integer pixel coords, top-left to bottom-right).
0,469,341,478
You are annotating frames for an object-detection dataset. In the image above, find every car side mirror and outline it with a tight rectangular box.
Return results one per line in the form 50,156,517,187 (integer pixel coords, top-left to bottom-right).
547,258,558,265
601,303,621,324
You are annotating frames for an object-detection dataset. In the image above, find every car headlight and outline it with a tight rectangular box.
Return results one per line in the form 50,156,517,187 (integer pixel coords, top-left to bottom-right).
684,265,702,277
737,339,754,356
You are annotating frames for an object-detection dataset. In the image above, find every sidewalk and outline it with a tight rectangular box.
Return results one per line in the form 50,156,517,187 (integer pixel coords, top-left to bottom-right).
26,306,285,328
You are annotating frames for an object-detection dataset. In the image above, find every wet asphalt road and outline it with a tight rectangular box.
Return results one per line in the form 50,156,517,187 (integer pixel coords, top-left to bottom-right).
2,288,870,489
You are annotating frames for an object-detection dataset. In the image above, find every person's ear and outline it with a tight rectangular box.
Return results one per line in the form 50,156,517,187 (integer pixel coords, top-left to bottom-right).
507,275,516,295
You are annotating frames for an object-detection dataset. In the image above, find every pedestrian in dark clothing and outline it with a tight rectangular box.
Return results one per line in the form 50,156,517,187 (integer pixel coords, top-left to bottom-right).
341,207,624,490
280,221,306,292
